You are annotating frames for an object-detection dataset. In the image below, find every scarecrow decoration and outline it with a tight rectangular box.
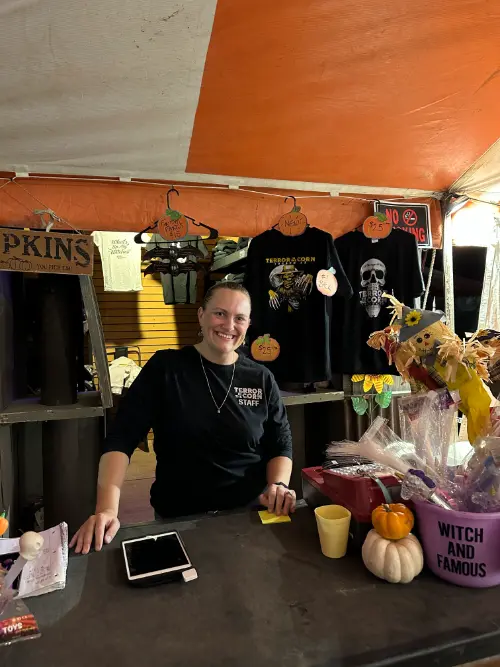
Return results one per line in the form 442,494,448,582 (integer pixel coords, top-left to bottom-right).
368,295,497,445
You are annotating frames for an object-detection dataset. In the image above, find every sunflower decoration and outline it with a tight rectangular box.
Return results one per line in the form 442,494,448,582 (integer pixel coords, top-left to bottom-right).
405,310,422,327
350,374,394,419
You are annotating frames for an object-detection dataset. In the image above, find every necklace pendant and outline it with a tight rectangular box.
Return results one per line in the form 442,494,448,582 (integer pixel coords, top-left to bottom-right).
217,408,221,414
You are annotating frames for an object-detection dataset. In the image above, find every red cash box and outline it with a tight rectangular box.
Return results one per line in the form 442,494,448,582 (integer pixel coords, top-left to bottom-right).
321,468,401,523
302,466,402,524
302,466,411,549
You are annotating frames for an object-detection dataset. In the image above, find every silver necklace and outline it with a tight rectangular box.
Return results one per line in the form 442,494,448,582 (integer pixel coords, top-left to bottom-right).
199,352,236,414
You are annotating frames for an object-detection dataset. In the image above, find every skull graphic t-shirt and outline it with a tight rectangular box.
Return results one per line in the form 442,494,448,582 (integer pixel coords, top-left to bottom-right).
245,228,352,383
333,229,424,374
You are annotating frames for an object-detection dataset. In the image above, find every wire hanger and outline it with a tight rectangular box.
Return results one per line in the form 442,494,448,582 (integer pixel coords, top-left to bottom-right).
134,186,219,244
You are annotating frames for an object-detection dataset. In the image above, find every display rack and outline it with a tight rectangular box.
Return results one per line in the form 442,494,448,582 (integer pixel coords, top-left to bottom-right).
281,389,344,407
210,247,248,273
0,271,112,536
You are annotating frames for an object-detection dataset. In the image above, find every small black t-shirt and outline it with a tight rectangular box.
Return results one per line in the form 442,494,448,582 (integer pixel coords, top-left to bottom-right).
244,228,352,383
103,346,292,517
333,229,424,374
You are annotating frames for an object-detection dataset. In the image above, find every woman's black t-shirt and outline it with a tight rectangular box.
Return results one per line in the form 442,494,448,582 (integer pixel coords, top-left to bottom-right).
103,346,292,517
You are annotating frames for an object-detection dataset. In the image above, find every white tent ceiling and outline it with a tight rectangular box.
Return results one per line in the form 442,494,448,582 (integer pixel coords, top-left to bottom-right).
0,0,499,199
0,0,217,179
452,139,500,202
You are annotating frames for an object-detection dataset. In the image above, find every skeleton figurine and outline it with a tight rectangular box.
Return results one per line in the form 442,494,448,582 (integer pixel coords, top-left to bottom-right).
359,258,387,318
268,264,313,313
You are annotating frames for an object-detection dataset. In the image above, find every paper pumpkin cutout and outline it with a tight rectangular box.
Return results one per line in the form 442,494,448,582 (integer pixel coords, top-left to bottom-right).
277,200,308,236
363,213,392,240
251,334,280,362
158,208,189,241
316,269,338,296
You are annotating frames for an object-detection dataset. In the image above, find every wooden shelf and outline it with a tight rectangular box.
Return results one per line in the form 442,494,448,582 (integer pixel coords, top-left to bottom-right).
281,390,344,407
0,391,104,425
210,247,248,273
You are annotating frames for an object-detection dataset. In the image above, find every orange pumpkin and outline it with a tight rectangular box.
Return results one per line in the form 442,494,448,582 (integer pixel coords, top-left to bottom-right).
158,208,188,241
372,503,414,540
362,213,392,240
251,334,280,362
0,511,8,537
278,200,308,237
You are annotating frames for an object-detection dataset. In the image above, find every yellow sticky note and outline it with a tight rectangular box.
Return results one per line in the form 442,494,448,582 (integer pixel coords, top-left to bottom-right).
258,510,291,524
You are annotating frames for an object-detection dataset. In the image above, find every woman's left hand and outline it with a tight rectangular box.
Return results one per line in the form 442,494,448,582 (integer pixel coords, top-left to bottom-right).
259,484,296,516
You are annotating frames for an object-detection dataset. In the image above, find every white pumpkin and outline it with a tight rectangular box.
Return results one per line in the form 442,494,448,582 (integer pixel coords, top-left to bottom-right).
362,529,424,584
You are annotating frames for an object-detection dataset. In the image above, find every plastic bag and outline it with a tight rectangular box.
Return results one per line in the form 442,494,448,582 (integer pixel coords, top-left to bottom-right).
399,389,459,475
0,594,40,647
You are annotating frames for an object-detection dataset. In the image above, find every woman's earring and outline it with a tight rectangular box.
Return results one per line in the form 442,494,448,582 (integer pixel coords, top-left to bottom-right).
197,328,203,338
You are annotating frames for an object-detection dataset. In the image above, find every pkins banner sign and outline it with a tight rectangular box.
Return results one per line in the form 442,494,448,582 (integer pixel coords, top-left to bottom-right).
0,228,93,275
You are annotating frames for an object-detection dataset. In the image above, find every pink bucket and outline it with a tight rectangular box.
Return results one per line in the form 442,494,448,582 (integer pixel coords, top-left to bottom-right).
415,500,500,588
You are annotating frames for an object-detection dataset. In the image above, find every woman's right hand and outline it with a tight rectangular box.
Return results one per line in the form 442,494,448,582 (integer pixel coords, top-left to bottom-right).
69,510,121,555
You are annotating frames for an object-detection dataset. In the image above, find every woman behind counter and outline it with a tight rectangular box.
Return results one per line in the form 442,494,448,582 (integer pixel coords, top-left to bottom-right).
71,282,295,554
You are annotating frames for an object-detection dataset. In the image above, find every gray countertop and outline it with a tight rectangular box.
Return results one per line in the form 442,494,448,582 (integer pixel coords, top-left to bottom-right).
4,509,500,667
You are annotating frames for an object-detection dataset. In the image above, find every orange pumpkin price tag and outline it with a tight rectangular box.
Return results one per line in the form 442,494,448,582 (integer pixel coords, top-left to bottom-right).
158,209,188,242
251,334,280,362
316,268,338,297
362,213,392,240
277,197,308,237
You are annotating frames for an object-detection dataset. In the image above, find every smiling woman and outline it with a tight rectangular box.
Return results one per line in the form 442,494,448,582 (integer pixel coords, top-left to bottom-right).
196,282,251,364
70,282,295,555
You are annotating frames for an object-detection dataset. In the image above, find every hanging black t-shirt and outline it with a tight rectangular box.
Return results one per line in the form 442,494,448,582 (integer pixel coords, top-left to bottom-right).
333,229,424,375
244,228,352,383
103,346,292,518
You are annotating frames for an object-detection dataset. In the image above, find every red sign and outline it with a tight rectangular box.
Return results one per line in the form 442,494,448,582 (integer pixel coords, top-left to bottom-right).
375,202,431,248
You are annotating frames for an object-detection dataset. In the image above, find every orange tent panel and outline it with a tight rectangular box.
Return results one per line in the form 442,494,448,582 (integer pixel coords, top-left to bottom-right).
0,178,442,244
188,0,500,191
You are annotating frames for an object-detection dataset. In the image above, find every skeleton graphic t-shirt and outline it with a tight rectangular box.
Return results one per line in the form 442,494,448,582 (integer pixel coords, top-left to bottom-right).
245,228,352,383
333,229,424,374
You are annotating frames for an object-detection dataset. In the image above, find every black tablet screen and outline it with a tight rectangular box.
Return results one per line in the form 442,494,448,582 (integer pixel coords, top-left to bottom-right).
124,534,189,577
